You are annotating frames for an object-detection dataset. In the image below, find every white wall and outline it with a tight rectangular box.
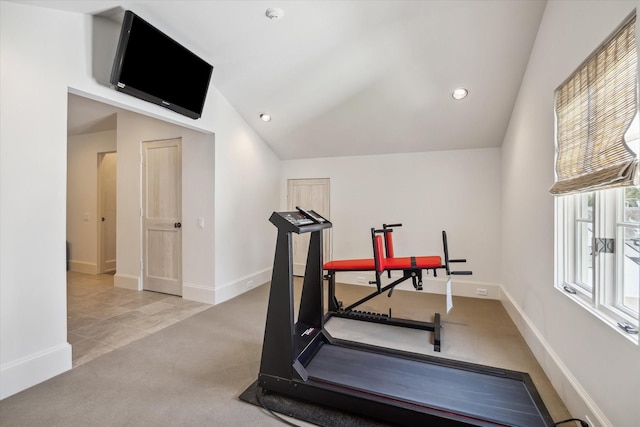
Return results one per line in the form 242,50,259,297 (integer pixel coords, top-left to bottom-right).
0,1,280,399
113,110,217,303
501,1,640,426
211,91,281,303
281,148,502,296
67,129,117,273
1,2,78,400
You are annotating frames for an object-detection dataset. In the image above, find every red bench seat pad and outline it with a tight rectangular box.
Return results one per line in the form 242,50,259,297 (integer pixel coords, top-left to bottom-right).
324,255,441,272
323,258,375,271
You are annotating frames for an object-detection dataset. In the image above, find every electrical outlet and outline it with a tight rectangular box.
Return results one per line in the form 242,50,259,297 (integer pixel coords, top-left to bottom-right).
357,276,365,284
476,288,488,296
246,280,254,289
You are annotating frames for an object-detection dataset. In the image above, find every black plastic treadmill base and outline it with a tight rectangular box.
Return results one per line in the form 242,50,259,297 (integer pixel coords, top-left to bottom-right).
239,380,390,427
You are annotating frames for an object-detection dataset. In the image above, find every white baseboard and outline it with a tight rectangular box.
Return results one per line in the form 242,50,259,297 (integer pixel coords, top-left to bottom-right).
114,273,140,290
68,260,97,275
499,286,611,427
214,268,272,305
333,271,501,299
0,343,71,400
182,283,215,304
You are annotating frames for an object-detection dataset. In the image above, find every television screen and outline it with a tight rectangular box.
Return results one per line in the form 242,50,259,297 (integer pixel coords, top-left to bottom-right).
110,11,213,119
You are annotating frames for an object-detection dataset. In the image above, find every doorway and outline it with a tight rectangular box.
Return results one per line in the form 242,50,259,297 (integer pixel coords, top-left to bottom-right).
97,152,117,274
287,178,331,276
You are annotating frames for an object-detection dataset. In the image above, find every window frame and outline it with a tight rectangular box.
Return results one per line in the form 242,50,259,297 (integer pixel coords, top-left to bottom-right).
555,188,639,343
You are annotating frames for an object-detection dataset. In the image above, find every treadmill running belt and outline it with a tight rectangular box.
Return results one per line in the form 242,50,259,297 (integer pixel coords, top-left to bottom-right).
306,345,547,427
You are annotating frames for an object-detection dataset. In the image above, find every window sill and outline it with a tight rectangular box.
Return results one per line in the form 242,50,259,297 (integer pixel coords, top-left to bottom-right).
555,284,639,345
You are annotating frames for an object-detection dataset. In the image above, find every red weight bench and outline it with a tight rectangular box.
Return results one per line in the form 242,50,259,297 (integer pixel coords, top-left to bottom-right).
324,224,471,352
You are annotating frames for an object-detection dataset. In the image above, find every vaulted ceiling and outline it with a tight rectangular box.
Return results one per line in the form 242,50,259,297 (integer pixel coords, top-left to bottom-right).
21,0,547,160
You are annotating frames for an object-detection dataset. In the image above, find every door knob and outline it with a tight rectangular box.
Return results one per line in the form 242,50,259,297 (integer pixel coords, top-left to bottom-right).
101,217,106,222
174,222,182,228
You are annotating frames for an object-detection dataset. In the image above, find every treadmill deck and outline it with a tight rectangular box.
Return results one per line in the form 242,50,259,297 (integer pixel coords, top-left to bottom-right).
306,344,548,427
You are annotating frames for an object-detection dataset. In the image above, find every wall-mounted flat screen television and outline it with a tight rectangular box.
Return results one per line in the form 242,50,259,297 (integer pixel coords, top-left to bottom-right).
110,10,213,119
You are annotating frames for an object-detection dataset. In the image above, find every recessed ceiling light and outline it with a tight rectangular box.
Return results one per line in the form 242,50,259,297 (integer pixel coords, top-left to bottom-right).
260,113,271,122
452,88,469,100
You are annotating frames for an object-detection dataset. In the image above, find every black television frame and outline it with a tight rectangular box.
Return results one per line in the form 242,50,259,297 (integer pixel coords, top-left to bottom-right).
110,10,213,119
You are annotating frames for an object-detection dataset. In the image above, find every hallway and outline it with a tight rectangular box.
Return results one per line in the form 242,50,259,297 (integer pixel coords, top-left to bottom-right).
67,272,210,366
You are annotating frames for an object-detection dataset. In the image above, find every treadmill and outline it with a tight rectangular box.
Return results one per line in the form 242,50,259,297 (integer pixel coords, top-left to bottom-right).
257,208,554,426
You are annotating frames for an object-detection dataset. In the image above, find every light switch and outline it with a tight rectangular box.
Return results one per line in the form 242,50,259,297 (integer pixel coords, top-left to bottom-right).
197,217,205,229
83,213,89,222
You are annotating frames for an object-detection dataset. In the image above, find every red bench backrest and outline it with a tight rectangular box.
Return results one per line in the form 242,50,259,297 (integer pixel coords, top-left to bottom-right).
384,231,395,258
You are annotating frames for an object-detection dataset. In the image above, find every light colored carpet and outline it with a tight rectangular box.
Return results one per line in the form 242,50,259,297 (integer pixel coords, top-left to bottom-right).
0,280,570,426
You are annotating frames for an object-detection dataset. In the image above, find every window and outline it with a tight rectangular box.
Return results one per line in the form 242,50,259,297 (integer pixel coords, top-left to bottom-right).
619,181,640,317
556,183,639,335
553,13,639,340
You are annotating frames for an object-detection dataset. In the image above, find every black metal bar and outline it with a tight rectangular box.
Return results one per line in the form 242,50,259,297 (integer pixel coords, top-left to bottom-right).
442,230,451,275
383,223,402,228
442,231,473,276
433,313,441,351
333,310,438,331
326,272,342,312
343,275,409,312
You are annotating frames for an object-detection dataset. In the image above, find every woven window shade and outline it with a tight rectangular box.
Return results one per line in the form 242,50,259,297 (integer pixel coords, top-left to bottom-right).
550,14,638,195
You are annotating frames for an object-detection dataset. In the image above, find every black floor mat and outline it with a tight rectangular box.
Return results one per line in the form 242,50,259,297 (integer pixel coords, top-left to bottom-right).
239,380,391,427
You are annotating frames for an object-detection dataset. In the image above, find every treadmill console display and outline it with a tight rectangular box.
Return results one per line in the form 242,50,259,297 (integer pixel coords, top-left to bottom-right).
269,208,332,234
283,212,314,226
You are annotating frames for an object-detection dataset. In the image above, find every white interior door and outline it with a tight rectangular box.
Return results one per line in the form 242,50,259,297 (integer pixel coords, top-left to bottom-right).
287,178,331,276
98,152,117,273
142,138,182,295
